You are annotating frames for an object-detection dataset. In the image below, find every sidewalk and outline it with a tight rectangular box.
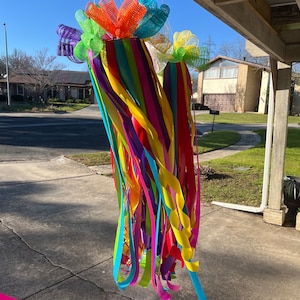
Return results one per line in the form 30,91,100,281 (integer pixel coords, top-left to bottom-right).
197,130,261,162
1,156,300,300
1,106,300,299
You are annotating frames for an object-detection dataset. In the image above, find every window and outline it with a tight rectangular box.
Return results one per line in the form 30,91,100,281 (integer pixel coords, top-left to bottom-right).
204,59,238,79
204,68,220,79
78,88,90,100
78,88,84,99
221,67,238,78
17,84,24,95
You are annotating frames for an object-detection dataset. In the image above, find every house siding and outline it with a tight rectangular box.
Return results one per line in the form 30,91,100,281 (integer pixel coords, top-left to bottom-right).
291,84,300,115
235,64,248,112
203,94,235,111
203,78,237,94
197,56,269,113
244,66,262,112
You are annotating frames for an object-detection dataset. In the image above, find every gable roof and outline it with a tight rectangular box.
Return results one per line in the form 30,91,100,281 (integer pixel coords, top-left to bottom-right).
0,70,91,86
0,73,36,84
52,70,91,86
208,55,270,70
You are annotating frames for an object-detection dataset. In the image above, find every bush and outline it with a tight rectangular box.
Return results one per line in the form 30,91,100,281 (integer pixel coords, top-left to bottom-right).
67,98,92,104
48,98,92,105
0,95,7,102
11,95,24,102
200,165,216,180
84,98,92,104
48,98,60,104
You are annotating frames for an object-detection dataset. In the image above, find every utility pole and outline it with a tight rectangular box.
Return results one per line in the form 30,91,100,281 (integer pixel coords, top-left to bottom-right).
3,23,10,107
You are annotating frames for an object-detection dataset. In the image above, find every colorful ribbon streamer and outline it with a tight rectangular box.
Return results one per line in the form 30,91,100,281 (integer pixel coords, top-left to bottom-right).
56,2,208,299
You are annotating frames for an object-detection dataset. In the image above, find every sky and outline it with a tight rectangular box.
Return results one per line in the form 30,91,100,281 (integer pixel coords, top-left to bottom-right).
0,0,241,71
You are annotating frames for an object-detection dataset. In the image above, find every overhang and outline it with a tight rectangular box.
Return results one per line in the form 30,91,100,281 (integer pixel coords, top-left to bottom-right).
194,0,300,63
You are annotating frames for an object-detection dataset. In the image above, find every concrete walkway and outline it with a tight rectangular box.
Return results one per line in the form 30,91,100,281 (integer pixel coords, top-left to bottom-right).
197,130,261,162
1,107,300,299
1,161,300,299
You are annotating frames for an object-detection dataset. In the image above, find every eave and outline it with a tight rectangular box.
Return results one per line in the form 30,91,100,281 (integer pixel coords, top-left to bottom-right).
194,0,300,63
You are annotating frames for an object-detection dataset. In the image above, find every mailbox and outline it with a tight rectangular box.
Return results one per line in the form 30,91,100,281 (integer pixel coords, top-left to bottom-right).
209,109,220,115
209,110,220,132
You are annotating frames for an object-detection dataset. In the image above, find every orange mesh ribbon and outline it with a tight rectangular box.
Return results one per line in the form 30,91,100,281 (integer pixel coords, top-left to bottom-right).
86,0,147,39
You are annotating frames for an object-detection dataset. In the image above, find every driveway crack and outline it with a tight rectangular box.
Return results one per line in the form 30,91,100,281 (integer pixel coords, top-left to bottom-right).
0,219,113,298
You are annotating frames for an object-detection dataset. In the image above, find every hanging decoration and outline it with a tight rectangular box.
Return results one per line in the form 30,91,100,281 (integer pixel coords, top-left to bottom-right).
57,1,209,299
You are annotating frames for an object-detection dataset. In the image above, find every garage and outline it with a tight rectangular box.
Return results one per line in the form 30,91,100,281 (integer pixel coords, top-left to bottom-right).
203,94,235,112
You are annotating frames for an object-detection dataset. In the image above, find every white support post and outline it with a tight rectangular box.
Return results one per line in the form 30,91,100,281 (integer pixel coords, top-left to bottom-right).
263,62,291,226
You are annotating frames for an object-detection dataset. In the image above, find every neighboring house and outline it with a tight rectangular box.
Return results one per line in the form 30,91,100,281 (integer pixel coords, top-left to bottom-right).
50,70,94,103
0,72,36,101
197,56,270,113
291,86,300,116
291,77,300,116
0,70,95,103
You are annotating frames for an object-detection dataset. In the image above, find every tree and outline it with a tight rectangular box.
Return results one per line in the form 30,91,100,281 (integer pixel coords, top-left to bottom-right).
0,59,6,75
190,72,199,94
28,48,66,101
218,35,269,66
8,49,34,72
0,48,66,102
218,36,249,60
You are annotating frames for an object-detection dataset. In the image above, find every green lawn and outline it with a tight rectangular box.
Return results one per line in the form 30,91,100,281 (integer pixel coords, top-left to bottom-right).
0,102,90,113
66,110,300,207
194,130,241,154
67,152,111,166
200,128,300,206
69,130,241,165
196,112,300,124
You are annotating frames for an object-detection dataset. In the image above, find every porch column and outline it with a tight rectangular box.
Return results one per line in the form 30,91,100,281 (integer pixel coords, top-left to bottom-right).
263,62,291,225
197,72,204,104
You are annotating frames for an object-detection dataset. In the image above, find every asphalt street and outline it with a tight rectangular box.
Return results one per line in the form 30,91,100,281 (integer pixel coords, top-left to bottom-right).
0,105,268,163
0,106,109,162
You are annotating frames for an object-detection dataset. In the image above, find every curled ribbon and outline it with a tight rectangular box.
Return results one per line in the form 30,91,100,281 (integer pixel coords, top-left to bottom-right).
172,30,200,63
134,0,170,38
86,0,147,39
56,24,83,63
147,30,209,70
74,9,105,61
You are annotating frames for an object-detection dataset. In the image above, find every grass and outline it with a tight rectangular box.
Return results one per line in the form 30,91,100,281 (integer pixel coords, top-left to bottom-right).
69,130,241,165
58,109,300,207
200,128,300,206
0,102,90,113
194,130,241,154
196,112,300,124
69,127,300,207
67,152,111,166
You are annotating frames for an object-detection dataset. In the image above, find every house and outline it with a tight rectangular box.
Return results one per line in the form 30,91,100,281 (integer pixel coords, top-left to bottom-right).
197,56,270,113
291,75,300,116
292,85,300,115
0,70,95,103
50,70,94,102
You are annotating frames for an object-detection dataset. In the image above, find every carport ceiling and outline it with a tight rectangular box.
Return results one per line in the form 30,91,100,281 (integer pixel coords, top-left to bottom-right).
194,0,300,63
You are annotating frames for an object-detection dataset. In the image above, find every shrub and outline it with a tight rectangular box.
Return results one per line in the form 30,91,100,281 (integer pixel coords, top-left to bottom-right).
84,98,92,104
11,95,24,102
48,98,60,104
0,95,7,102
200,165,216,180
